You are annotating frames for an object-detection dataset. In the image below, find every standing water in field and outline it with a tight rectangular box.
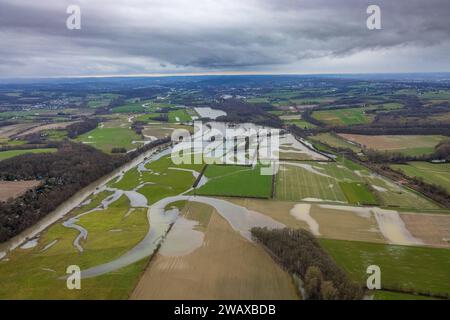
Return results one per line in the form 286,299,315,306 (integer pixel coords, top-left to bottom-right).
78,195,284,278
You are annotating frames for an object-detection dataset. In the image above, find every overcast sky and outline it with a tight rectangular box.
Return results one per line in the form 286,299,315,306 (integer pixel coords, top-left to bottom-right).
0,0,449,77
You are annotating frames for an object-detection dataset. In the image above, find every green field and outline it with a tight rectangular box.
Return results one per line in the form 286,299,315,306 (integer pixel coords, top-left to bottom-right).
168,109,192,123
111,103,146,113
111,155,203,201
373,291,438,300
0,192,150,299
76,127,142,153
339,134,446,157
312,107,374,126
0,138,27,147
285,119,317,129
86,94,119,108
275,160,439,209
195,164,272,198
391,162,450,193
276,162,350,203
42,129,68,141
339,182,378,205
0,148,57,161
310,133,361,152
320,239,450,298
0,153,206,299
246,97,270,104
135,113,163,123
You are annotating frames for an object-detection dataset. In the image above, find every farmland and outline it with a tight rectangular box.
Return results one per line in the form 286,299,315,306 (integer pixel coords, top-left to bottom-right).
0,193,150,299
0,148,57,161
111,103,146,113
391,162,450,193
76,127,142,153
0,180,41,201
338,134,447,156
275,160,439,209
195,164,272,198
132,201,298,299
285,119,317,129
321,239,450,298
339,182,378,205
312,107,374,126
168,109,192,123
276,162,348,203
0,74,449,302
310,133,361,153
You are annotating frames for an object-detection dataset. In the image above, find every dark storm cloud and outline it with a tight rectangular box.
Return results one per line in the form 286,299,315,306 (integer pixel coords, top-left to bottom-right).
0,0,449,76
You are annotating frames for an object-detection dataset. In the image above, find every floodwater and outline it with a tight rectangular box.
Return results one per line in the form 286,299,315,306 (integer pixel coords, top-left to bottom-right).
290,204,320,236
79,195,284,278
193,107,227,119
0,143,171,256
317,204,423,245
20,238,39,249
158,216,204,257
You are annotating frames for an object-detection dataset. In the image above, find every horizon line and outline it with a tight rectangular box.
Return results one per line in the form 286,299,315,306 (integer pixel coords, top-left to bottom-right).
2,70,450,80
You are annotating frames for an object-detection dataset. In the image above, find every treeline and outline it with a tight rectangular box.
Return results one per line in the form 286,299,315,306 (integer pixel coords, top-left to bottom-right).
251,227,364,300
66,118,99,138
364,140,450,163
302,109,325,127
0,120,18,128
377,164,450,208
0,143,124,241
335,123,450,136
0,137,171,242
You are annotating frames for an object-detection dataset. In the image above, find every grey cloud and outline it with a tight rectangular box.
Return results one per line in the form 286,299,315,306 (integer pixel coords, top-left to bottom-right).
0,0,449,76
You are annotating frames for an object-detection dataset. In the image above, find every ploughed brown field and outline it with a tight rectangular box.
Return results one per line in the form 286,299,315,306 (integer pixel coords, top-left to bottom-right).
401,213,450,248
0,180,40,201
131,201,299,300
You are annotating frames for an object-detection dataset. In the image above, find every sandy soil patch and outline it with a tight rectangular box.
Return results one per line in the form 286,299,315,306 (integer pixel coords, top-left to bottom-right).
131,202,298,300
401,213,450,248
0,180,41,201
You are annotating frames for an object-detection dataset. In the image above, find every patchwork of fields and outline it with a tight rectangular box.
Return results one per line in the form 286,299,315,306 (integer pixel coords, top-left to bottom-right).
76,127,142,153
310,133,361,153
339,134,447,156
321,239,450,298
275,159,440,209
391,162,450,193
0,103,448,301
195,164,272,198
312,107,374,126
132,201,298,299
